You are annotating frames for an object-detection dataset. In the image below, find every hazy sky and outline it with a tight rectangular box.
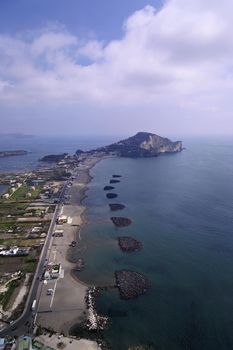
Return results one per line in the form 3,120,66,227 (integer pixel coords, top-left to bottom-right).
0,0,232,136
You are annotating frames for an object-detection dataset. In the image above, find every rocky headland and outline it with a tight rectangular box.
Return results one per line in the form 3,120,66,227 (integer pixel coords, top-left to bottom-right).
88,132,183,157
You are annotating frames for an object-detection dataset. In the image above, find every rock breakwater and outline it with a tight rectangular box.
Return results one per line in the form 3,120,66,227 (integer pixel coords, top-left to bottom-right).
85,287,108,331
104,186,115,191
110,179,120,184
118,236,142,252
109,203,125,211
111,217,132,227
115,270,149,300
106,193,118,199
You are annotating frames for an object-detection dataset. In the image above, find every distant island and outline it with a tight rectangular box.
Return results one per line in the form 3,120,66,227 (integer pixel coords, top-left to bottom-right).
0,150,28,158
76,131,183,157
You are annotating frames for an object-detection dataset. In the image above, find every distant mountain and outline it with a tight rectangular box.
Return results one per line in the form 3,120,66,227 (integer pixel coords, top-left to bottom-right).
89,132,182,157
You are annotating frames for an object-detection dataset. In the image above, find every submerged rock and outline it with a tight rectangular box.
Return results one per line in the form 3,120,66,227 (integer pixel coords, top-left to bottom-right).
74,258,85,271
106,193,118,199
110,179,120,184
115,270,149,300
111,217,132,227
109,203,125,211
104,185,115,191
118,236,142,252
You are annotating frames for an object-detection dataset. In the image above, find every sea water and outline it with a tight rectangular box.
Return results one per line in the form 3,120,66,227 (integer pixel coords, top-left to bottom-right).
0,134,118,173
0,185,7,195
78,137,233,350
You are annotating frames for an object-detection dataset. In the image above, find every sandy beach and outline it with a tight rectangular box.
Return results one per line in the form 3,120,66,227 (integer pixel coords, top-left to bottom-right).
36,155,104,346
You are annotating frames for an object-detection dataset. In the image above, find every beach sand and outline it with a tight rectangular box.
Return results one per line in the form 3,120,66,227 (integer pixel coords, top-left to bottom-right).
36,333,101,350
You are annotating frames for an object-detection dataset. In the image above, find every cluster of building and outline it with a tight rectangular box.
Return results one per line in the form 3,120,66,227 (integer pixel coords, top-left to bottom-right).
1,181,22,200
0,335,49,350
56,215,67,225
0,246,29,257
44,263,62,280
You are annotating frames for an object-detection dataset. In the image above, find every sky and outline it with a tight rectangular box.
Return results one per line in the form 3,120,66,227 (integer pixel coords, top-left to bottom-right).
0,0,232,137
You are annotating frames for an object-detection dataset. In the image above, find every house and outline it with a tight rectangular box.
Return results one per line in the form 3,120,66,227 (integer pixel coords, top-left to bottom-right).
44,263,61,280
0,246,19,256
57,215,67,224
31,227,41,234
16,336,32,350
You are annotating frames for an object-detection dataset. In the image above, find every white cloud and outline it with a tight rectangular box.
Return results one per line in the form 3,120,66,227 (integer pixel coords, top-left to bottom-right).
1,0,233,134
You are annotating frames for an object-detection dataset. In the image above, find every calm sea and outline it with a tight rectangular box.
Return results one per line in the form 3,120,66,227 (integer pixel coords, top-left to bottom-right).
77,137,233,350
0,134,118,173
0,185,7,195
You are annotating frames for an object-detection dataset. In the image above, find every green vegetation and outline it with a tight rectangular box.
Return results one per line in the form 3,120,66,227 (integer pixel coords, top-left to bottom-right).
0,278,21,310
33,340,54,350
9,292,27,321
0,217,16,224
23,260,37,273
8,184,43,201
0,238,42,246
0,252,39,275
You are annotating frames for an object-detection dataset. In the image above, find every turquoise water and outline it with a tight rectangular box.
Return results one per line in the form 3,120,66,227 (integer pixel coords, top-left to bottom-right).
78,137,233,350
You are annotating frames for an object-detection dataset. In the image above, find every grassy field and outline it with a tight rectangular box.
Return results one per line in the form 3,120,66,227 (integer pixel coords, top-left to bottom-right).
0,253,39,274
0,278,21,311
8,185,43,202
0,238,43,246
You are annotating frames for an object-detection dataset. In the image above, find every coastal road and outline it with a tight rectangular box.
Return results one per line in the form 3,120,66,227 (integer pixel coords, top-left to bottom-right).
0,180,69,337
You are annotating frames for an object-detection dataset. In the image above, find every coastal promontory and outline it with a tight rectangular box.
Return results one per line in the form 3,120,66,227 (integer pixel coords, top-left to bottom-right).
40,153,68,162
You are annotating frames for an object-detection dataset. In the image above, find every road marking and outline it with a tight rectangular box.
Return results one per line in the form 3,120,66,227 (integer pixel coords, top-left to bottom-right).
50,279,58,308
53,248,57,262
33,312,38,326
